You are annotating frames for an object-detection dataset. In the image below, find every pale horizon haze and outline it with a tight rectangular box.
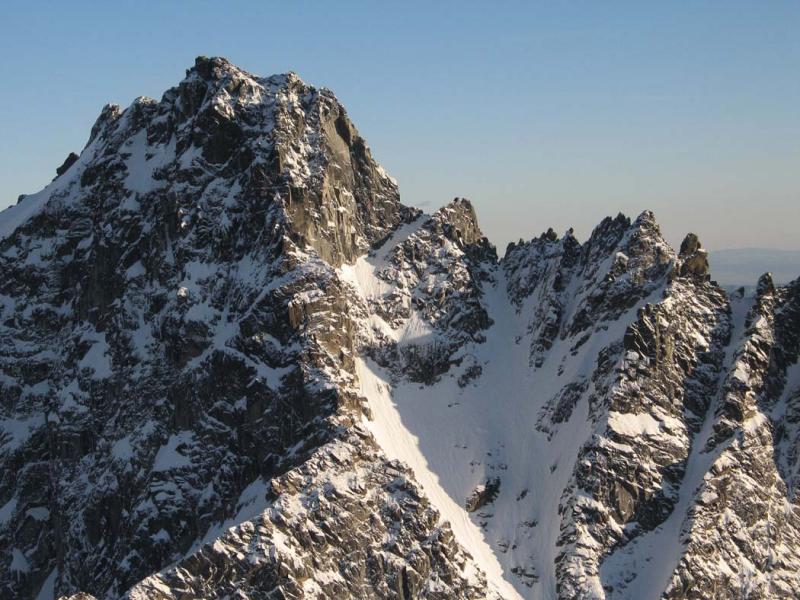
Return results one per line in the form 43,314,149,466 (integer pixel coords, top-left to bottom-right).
1,1,798,254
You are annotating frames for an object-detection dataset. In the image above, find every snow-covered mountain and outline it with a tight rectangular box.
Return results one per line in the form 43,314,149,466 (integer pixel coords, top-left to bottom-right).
1,57,799,600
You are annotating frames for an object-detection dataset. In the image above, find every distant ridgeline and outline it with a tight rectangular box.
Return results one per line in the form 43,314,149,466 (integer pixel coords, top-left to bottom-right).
709,248,800,289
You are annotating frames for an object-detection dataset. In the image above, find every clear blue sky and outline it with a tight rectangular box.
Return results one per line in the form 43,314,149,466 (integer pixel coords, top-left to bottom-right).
1,1,798,251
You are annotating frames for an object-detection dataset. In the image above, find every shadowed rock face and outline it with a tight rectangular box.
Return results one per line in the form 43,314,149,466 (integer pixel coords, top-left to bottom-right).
2,57,800,600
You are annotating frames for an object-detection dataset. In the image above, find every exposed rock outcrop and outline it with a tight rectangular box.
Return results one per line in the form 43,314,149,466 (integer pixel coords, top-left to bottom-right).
56,152,79,177
466,478,501,513
678,232,710,279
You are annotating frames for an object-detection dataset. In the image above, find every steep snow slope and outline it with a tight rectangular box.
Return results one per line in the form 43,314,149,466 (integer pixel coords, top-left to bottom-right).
340,222,522,599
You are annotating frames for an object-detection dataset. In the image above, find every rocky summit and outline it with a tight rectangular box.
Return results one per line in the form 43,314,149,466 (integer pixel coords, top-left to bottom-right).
1,57,799,600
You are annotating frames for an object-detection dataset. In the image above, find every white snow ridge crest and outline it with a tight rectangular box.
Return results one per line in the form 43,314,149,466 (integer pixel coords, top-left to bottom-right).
2,57,800,600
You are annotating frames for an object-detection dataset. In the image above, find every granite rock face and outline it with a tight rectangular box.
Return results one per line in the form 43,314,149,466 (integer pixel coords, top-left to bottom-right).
2,58,799,600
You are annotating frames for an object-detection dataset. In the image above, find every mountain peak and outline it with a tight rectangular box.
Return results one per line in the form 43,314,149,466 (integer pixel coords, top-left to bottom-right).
190,55,241,78
757,271,776,295
184,56,300,91
632,209,665,238
679,232,702,257
435,197,487,246
2,57,408,267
